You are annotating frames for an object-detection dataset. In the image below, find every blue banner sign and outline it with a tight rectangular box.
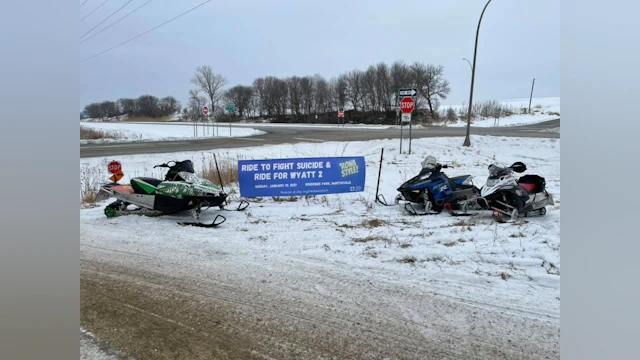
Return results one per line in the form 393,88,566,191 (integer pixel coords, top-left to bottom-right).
238,157,366,197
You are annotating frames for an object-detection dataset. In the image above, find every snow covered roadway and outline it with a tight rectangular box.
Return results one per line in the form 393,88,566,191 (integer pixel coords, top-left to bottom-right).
80,135,560,359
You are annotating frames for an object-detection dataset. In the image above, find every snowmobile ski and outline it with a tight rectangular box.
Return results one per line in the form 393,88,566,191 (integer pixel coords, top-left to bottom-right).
178,214,227,228
443,203,477,217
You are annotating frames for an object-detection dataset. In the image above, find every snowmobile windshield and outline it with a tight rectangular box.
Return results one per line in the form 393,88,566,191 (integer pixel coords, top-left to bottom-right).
488,164,508,178
421,156,438,169
173,171,201,183
173,160,195,173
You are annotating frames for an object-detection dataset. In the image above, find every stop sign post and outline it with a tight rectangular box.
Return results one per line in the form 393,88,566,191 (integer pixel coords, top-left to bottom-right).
397,88,418,155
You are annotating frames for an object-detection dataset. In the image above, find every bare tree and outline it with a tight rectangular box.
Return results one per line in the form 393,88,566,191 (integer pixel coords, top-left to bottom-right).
97,101,118,119
190,65,228,114
223,85,253,118
362,66,377,111
252,78,268,117
116,98,136,115
390,60,410,106
445,107,458,123
287,76,303,115
135,95,160,117
83,103,101,119
300,76,315,115
344,70,364,111
332,76,347,111
313,74,330,113
375,62,391,111
273,78,289,116
422,64,451,116
409,61,429,111
188,89,208,116
159,96,181,116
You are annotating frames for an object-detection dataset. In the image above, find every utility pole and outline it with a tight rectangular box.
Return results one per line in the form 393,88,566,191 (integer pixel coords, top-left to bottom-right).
463,0,493,147
528,78,536,114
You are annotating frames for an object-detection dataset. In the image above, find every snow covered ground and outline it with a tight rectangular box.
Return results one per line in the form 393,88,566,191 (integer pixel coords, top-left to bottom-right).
80,135,560,358
80,328,131,360
441,97,560,127
80,122,266,144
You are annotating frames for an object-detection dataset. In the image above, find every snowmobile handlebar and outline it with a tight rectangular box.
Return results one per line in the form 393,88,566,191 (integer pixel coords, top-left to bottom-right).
153,161,177,169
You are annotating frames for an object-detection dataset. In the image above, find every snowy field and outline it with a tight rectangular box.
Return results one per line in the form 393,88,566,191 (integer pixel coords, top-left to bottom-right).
80,135,560,357
442,97,560,127
80,122,266,144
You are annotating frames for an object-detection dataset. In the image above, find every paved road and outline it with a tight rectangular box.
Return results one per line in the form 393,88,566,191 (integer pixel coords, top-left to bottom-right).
80,119,559,158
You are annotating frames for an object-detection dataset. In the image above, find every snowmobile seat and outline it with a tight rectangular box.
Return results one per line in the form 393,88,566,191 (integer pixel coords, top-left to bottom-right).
520,183,536,192
131,177,163,195
518,174,546,193
449,175,471,186
112,185,134,194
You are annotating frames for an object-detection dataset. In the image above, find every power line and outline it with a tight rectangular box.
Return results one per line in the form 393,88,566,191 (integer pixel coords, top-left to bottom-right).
81,0,110,22
80,0,153,44
80,0,133,39
80,0,89,8
81,0,211,62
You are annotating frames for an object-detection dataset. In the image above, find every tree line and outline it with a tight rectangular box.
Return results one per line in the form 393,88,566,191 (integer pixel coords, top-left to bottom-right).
82,95,181,120
83,59,453,124
187,60,451,124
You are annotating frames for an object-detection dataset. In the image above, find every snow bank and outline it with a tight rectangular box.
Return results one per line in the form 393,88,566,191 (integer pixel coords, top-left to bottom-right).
441,97,560,127
80,122,266,144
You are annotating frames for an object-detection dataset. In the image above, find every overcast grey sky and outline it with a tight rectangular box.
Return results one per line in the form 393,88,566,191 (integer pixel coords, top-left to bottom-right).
79,0,560,111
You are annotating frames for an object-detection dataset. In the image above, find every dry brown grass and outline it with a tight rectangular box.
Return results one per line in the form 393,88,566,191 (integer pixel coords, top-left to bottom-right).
399,256,417,264
200,157,239,186
122,115,174,122
353,235,389,243
548,111,560,116
80,163,105,207
362,218,388,228
272,196,299,202
80,126,122,140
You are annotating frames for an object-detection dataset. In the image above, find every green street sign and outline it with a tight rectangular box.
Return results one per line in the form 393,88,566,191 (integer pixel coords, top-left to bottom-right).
225,104,235,112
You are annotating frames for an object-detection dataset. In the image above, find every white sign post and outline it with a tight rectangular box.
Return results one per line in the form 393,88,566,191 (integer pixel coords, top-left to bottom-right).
398,88,418,154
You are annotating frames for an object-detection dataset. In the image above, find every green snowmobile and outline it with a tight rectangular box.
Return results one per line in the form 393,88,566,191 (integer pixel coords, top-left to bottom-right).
95,160,248,227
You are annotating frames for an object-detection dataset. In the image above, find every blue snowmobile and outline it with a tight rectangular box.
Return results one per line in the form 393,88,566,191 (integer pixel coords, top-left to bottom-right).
394,156,482,216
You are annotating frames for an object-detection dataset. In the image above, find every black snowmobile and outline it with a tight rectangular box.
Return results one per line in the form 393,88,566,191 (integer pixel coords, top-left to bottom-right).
476,161,555,223
95,159,248,228
394,156,482,216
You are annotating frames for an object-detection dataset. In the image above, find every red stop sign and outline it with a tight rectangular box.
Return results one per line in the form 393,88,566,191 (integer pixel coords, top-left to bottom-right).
202,106,209,116
108,161,121,174
400,97,415,114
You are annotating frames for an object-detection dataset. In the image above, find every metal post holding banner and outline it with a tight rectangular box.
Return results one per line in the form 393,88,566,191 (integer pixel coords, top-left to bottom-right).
374,148,390,206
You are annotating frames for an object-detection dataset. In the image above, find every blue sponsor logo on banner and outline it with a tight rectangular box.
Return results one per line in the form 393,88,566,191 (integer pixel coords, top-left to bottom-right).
238,157,366,197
